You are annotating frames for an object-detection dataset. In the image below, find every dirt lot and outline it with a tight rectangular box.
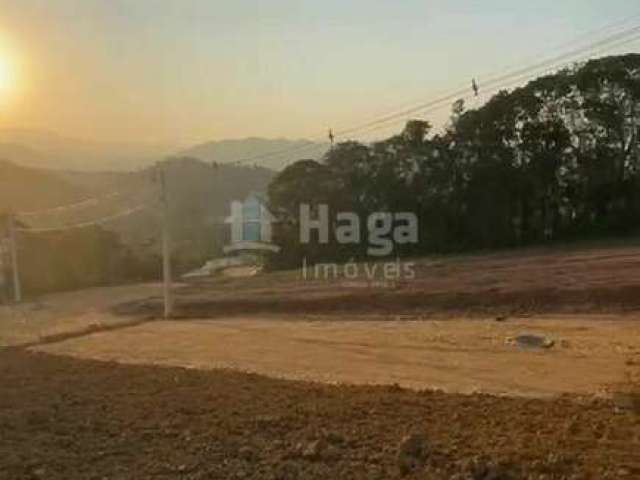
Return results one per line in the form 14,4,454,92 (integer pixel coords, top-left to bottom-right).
115,243,640,319
33,315,640,397
2,348,640,480
3,243,640,478
11,243,638,397
0,283,161,347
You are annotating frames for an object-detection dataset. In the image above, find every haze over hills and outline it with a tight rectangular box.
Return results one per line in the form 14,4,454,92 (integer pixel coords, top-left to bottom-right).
0,129,328,172
0,160,88,213
0,156,274,274
180,137,329,171
0,128,171,172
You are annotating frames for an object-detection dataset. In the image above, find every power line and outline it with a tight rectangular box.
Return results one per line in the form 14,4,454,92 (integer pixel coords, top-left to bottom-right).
15,188,157,233
351,30,640,140
335,11,640,130
226,141,328,167
16,192,121,218
335,24,640,140
282,24,640,162
223,17,640,167
16,202,154,234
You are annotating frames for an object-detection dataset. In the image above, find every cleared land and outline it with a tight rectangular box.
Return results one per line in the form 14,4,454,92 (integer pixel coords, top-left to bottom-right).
2,348,640,480
0,283,161,347
122,242,640,319
3,243,640,478
1,243,638,396
32,315,640,397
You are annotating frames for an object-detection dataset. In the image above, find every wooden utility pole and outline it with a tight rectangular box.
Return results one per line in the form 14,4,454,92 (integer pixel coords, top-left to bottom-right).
159,165,173,318
8,213,21,303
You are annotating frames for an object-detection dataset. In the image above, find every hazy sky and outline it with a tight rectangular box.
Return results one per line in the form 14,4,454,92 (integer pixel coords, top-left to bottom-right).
0,0,638,147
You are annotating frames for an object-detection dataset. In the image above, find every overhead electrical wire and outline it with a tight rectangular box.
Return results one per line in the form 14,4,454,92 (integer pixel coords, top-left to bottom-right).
10,14,640,236
224,17,640,167
15,188,159,234
16,202,154,234
349,11,640,127
352,30,640,140
16,191,122,218
335,24,640,139
301,22,640,148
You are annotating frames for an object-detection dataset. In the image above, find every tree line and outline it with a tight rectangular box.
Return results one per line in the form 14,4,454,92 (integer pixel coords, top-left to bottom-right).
268,54,640,267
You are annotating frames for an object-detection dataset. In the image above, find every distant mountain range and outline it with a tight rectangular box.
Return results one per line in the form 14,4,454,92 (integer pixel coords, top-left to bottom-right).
0,129,328,172
0,129,326,282
180,137,328,171
0,128,169,172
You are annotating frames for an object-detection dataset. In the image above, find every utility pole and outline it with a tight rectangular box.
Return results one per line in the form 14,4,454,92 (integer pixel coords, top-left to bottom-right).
159,164,173,319
8,213,22,303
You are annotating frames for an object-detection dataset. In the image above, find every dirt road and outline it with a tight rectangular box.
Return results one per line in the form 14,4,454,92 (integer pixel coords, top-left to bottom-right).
34,315,640,397
0,283,160,347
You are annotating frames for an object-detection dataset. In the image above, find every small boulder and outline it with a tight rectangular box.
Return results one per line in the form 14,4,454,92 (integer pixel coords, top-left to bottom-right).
513,334,555,350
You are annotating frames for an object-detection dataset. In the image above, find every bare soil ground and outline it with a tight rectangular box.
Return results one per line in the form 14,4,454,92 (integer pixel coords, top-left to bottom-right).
2,348,640,480
3,243,640,478
0,283,161,347
33,315,640,397
116,243,640,319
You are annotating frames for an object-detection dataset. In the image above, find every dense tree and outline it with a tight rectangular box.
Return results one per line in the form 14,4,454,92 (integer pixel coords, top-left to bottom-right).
268,54,640,266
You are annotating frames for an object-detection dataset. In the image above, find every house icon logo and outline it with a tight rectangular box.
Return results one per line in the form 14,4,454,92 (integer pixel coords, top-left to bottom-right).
224,193,280,254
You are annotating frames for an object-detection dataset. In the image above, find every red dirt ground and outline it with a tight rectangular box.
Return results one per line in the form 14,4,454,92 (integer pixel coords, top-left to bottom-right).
4,243,640,479
116,243,640,319
1,348,640,480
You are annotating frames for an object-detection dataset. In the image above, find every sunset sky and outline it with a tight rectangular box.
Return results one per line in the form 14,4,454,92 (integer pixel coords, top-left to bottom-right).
0,0,638,148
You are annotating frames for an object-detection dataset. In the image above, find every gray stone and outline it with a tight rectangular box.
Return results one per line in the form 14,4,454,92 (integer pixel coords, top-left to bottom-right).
514,334,555,350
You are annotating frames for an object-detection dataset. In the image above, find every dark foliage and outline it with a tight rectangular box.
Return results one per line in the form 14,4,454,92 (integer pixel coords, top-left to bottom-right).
268,54,640,267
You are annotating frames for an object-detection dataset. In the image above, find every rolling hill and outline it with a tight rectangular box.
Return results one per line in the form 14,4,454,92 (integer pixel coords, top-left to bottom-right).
0,128,169,172
0,129,327,172
0,160,88,213
180,137,328,171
